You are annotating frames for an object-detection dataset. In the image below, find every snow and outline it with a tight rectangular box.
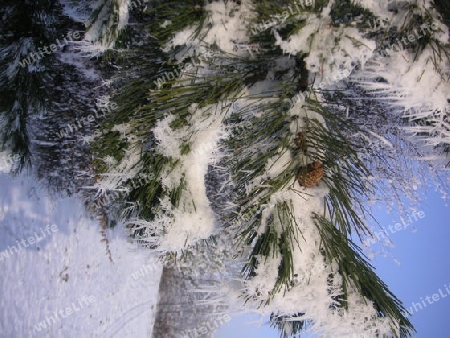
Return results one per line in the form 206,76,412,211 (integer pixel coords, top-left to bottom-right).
0,172,161,337
202,1,252,54
84,0,131,49
164,0,255,57
60,0,92,25
151,103,229,251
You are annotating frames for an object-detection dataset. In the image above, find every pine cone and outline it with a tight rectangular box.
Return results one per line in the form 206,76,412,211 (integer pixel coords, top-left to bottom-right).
297,161,324,187
295,132,307,151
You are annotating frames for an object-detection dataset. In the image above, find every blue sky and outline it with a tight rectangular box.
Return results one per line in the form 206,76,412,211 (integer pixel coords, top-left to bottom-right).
373,189,450,337
216,187,450,337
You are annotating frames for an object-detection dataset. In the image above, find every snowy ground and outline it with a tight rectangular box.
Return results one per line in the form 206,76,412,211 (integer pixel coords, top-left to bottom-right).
0,172,162,338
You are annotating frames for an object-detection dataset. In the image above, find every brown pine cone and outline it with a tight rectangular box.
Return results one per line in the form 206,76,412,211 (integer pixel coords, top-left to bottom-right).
297,161,324,187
